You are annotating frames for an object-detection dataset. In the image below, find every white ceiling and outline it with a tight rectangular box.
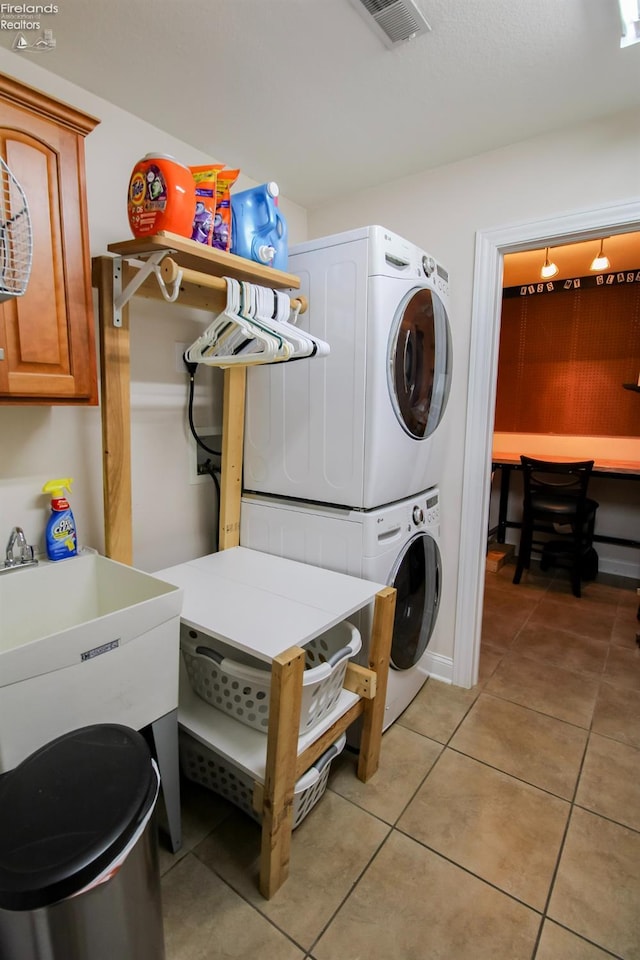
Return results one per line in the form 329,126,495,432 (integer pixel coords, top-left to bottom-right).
19,0,640,209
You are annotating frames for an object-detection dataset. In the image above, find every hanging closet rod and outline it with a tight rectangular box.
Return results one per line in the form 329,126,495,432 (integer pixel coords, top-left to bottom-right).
160,257,308,314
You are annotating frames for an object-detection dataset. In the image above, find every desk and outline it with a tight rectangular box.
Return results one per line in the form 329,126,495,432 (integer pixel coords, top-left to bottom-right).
155,547,396,898
491,453,640,550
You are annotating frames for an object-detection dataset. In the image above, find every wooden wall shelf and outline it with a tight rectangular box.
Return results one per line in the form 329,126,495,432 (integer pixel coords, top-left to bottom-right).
107,231,301,289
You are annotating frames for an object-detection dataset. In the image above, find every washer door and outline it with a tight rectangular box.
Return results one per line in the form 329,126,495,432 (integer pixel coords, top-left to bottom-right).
388,287,452,440
389,531,441,671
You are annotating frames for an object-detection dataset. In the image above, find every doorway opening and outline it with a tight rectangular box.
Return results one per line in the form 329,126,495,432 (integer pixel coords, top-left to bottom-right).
453,199,640,689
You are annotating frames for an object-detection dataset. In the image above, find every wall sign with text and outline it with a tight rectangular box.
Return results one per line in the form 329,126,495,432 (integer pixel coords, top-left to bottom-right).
504,270,640,299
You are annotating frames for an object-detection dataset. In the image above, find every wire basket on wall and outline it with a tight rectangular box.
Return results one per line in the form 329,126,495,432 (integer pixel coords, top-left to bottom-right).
0,157,32,302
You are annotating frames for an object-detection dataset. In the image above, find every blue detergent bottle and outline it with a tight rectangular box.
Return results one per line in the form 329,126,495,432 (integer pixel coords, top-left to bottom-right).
42,478,78,561
231,182,288,271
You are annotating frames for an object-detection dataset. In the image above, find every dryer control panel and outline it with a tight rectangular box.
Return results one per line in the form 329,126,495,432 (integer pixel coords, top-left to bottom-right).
422,255,449,297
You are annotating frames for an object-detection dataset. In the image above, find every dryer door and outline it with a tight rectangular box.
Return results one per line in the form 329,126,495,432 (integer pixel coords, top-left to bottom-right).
388,287,452,440
389,531,441,671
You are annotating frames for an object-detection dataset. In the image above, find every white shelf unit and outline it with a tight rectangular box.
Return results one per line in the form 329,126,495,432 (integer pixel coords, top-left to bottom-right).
178,668,360,783
155,547,395,899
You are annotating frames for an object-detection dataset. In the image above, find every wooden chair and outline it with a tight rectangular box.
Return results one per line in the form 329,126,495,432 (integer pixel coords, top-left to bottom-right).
512,456,599,598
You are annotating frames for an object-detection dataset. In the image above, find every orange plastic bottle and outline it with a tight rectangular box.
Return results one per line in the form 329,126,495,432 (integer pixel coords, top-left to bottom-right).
127,153,195,239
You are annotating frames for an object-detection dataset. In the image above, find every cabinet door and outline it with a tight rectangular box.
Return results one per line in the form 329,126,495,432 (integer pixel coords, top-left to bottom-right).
0,79,98,403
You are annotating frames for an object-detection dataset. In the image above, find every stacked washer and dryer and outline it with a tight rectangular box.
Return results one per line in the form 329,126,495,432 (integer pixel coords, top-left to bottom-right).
240,225,452,730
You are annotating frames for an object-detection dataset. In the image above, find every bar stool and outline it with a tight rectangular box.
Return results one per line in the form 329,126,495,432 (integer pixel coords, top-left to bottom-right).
512,456,599,598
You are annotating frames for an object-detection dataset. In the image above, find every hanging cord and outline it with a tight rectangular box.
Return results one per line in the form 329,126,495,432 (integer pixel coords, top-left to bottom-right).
199,457,221,553
184,356,221,457
183,355,221,552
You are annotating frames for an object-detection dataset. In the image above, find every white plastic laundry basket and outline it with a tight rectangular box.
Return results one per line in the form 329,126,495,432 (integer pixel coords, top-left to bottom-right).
180,621,361,735
178,731,346,829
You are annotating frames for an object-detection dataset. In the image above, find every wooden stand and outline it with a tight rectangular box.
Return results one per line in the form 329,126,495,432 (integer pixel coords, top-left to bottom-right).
92,233,304,561
92,235,395,898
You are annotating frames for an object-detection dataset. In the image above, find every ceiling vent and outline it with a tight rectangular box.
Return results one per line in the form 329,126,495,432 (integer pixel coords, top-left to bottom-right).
348,0,431,49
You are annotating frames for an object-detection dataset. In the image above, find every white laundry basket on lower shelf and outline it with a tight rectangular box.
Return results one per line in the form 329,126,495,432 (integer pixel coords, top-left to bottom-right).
180,621,361,735
179,731,346,829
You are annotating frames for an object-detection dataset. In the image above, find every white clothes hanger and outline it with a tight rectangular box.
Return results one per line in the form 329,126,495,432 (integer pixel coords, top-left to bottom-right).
239,282,291,362
184,277,330,368
255,287,330,360
185,279,282,366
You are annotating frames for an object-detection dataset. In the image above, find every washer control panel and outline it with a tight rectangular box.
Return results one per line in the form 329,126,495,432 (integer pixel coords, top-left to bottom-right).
424,491,440,527
410,490,440,529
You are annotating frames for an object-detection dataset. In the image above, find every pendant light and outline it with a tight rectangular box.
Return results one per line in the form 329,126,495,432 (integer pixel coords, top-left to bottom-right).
590,239,610,272
540,247,558,279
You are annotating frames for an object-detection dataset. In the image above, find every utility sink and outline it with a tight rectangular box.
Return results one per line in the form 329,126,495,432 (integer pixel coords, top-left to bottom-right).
0,551,183,773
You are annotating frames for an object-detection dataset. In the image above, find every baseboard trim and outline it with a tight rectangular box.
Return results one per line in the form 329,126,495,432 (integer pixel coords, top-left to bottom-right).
507,553,639,584
598,558,640,580
425,651,453,685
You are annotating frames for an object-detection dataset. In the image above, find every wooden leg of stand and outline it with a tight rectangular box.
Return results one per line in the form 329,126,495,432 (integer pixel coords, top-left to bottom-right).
259,646,305,899
357,586,396,782
219,366,246,551
93,256,132,566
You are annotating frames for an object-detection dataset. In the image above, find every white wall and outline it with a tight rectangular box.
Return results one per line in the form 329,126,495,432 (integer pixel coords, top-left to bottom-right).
0,49,307,572
307,108,640,663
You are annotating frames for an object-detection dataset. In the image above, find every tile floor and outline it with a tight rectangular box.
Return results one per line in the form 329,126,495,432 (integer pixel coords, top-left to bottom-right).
158,562,640,959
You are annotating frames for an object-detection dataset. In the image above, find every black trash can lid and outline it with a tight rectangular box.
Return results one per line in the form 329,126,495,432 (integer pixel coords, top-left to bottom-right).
0,724,157,911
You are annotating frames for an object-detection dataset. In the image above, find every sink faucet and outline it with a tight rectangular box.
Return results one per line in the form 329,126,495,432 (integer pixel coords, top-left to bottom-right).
3,526,38,572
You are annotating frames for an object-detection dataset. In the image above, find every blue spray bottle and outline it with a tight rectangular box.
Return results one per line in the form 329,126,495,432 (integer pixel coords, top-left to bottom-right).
42,478,78,561
230,182,288,271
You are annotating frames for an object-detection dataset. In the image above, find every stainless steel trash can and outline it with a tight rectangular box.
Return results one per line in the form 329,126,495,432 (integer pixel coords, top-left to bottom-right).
0,724,165,960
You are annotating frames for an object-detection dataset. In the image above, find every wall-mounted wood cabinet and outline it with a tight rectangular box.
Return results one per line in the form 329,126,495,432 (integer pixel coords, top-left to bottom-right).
0,74,99,404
